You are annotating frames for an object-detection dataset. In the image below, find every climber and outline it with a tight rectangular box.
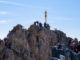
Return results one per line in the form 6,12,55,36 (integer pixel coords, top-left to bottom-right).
68,39,72,49
8,42,12,49
38,22,42,31
44,22,47,28
4,38,12,49
76,41,80,53
4,38,7,41
47,24,50,29
39,22,42,28
44,22,50,29
57,42,62,49
5,40,8,47
4,38,8,46
70,40,77,52
68,39,72,45
34,21,39,26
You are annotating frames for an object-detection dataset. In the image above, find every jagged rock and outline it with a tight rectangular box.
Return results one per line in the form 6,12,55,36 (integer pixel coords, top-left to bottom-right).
0,23,74,60
54,29,69,45
0,39,5,60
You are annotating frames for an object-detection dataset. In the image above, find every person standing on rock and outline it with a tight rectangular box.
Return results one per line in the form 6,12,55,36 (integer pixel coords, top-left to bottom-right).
4,38,8,47
4,38,12,49
38,22,42,31
34,21,39,26
70,40,77,52
57,42,62,49
8,42,12,49
39,22,42,28
76,41,80,53
44,22,50,29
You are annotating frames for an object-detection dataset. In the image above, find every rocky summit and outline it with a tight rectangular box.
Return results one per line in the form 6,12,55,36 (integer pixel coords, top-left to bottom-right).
0,22,72,60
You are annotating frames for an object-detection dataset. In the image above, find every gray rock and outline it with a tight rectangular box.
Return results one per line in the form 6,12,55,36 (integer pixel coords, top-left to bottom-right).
0,23,74,60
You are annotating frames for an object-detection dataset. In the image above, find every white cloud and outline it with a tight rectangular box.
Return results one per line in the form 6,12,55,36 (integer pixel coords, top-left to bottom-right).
0,1,24,6
0,1,41,8
0,12,8,15
0,1,43,9
0,20,7,23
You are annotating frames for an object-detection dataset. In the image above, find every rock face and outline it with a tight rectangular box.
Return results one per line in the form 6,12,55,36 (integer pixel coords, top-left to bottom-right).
0,23,72,60
54,29,69,45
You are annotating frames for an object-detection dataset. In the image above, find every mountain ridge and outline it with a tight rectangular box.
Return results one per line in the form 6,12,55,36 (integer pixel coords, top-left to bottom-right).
0,22,74,60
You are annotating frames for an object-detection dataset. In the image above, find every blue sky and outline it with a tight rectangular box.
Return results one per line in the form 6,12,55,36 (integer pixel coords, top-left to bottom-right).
0,0,80,40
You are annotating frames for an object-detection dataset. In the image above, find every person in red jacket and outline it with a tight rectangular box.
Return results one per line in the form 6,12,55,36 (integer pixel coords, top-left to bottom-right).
76,41,80,53
70,40,77,52
4,38,8,46
5,40,8,46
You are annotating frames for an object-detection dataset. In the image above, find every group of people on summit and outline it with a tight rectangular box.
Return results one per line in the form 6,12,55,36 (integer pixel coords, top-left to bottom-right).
69,39,80,53
4,38,12,49
57,38,80,53
34,21,50,30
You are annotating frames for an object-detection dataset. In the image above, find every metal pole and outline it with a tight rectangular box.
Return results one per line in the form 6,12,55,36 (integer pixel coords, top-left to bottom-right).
45,11,47,23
